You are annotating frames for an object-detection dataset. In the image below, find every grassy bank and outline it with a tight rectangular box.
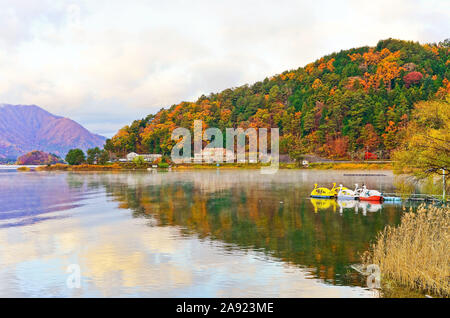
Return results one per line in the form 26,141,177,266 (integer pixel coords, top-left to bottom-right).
362,204,449,297
35,162,171,171
35,163,124,171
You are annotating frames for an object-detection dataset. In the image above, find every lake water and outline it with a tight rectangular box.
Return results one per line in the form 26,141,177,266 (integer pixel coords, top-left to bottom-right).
0,169,409,297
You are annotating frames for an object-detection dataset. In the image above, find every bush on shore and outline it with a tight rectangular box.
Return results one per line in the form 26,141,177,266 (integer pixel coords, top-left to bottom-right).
158,162,169,168
362,204,449,297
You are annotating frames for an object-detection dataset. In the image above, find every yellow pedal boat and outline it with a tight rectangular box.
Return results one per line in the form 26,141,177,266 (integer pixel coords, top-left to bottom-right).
310,184,335,199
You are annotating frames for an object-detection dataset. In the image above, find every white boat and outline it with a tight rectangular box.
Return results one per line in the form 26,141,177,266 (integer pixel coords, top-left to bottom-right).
337,184,358,200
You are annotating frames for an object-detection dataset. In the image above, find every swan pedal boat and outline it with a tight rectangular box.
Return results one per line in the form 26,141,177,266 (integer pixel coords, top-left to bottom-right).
357,185,384,202
310,184,335,199
337,188,358,200
330,183,350,196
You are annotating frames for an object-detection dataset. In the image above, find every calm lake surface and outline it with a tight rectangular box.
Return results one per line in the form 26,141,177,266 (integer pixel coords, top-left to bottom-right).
0,169,410,297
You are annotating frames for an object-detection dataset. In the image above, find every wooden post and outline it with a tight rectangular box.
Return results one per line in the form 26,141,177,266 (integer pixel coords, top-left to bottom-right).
443,168,446,203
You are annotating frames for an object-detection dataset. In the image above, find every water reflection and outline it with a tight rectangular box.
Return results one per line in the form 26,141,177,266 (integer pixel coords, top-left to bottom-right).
80,170,402,286
0,171,98,228
0,170,407,297
335,200,384,215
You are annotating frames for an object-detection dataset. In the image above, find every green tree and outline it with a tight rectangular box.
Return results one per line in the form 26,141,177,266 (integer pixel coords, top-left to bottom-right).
98,150,110,165
65,149,86,165
86,147,102,164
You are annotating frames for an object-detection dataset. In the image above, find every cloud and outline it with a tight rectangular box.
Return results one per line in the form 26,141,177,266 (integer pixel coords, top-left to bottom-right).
0,0,448,137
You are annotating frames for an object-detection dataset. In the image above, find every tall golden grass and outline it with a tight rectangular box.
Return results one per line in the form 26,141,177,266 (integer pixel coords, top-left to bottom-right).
36,163,123,171
362,204,449,297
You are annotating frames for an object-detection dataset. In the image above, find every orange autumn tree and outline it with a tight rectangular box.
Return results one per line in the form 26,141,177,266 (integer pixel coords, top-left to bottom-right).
382,114,408,154
322,133,349,159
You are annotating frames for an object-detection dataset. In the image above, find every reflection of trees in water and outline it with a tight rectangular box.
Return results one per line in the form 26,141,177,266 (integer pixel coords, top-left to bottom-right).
90,174,403,287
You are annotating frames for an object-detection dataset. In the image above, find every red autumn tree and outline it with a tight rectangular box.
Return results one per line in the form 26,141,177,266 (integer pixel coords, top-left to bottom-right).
403,71,423,88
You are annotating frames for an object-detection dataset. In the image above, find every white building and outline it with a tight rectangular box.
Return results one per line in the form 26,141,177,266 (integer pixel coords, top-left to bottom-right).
126,152,162,162
194,148,235,163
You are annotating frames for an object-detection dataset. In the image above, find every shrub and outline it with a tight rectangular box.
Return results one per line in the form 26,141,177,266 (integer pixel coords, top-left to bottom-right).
158,162,169,168
132,155,146,167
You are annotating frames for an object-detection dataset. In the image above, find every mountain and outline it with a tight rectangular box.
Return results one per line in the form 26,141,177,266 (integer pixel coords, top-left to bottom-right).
107,38,449,159
0,104,106,159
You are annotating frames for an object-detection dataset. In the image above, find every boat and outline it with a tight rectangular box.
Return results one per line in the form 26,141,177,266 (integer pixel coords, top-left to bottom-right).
383,196,402,202
337,187,358,200
330,183,350,196
310,184,335,199
358,184,383,202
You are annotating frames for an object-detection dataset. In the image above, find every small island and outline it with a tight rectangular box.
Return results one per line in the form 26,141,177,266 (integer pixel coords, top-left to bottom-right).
16,150,64,166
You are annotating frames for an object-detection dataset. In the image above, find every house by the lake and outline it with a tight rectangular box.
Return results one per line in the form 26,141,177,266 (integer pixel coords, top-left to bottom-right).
194,147,235,163
126,152,162,162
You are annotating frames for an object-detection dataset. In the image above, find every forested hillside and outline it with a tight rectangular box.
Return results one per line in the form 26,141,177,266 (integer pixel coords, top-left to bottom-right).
107,39,450,159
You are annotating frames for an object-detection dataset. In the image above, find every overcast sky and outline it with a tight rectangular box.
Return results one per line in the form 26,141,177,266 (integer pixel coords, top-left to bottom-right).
0,0,448,137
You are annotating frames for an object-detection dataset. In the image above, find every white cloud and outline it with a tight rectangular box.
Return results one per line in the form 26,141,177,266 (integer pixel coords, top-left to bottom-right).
0,0,448,137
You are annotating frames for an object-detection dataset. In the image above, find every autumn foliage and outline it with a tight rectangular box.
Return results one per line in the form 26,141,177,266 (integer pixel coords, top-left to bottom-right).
16,150,63,165
403,71,423,88
107,38,450,159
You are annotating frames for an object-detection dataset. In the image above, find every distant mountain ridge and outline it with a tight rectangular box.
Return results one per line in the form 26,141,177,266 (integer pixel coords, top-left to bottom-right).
0,104,106,159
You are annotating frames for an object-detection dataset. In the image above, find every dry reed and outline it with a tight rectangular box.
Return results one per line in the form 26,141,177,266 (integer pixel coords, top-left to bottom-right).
362,204,449,297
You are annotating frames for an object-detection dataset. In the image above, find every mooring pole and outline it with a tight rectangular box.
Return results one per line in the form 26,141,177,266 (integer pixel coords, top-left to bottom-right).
443,168,446,203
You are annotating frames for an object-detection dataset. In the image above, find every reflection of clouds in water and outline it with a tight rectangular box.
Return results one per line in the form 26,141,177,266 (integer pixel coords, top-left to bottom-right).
0,171,384,297
0,193,374,298
0,171,98,227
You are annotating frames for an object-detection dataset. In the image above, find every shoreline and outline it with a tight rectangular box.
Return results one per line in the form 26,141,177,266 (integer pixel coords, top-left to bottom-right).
9,161,394,172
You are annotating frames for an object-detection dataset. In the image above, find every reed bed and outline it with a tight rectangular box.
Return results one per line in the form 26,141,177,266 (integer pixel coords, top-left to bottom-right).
362,204,449,297
35,163,123,171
